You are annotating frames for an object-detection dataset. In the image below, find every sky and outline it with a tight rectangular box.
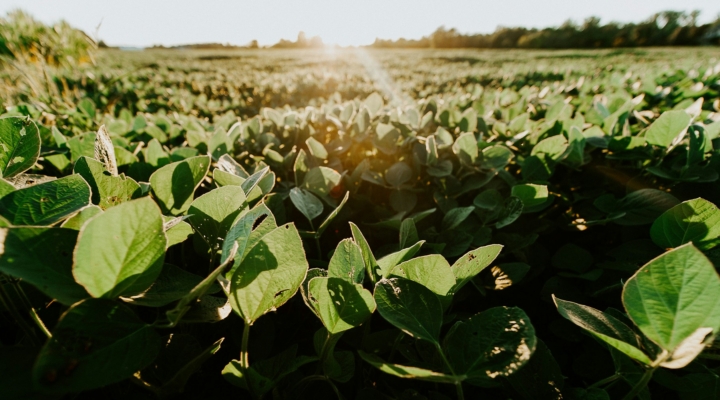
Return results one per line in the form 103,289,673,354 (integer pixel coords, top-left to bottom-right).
1,0,718,47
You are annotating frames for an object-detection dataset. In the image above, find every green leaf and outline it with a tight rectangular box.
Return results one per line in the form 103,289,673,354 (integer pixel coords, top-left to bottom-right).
0,174,91,225
496,196,524,229
328,238,365,284
444,307,536,381
442,206,474,231
399,218,419,249
302,166,342,202
386,162,413,188
0,178,14,197
316,191,349,238
482,145,514,170
187,185,247,253
305,137,328,160
532,135,569,161
426,135,439,165
357,350,460,383
139,335,223,398
240,166,271,200
511,184,549,208
0,117,41,178
453,132,479,165
150,155,210,215
60,205,102,230
474,189,503,210
123,264,206,307
645,110,691,148
365,93,384,116
213,169,244,187
73,197,166,298
374,123,400,155
563,126,586,168
32,299,161,394
223,345,317,397
144,138,170,168
506,339,565,400
350,222,379,284
165,252,237,326
377,240,424,277
217,154,249,178
0,227,88,305
553,297,652,365
223,203,277,276
308,277,376,333
615,189,680,226
229,223,308,324
163,216,193,248
374,277,443,344
73,157,142,209
289,187,323,222
387,255,456,297
623,243,720,368
650,198,720,251
451,244,503,293
67,133,96,163
459,108,478,132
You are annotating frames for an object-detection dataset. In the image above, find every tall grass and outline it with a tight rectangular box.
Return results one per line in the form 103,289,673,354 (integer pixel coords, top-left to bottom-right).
0,10,96,111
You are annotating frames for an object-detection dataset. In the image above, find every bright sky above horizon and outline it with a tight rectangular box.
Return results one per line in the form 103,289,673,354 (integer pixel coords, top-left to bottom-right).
1,0,719,47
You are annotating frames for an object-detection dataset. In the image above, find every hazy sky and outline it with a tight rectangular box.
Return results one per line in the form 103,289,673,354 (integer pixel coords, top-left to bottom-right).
1,0,719,47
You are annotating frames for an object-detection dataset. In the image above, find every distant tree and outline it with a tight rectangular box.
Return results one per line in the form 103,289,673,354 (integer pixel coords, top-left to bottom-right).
368,10,718,49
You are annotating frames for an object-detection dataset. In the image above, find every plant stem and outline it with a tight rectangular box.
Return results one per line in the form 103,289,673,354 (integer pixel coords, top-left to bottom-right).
316,331,340,376
621,367,656,400
30,307,52,338
0,282,40,345
10,281,51,339
454,383,465,400
434,343,464,400
589,373,620,389
308,220,322,260
240,321,251,369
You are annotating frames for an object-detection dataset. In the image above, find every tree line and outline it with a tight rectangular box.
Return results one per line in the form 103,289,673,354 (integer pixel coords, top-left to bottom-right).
370,11,720,49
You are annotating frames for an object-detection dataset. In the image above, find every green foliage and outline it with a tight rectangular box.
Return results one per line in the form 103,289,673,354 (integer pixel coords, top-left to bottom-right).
0,117,40,178
2,33,720,400
73,197,166,298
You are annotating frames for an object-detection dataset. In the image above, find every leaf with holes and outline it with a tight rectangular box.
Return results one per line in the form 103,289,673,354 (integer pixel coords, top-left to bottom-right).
73,157,141,210
444,306,536,383
374,277,443,344
0,117,41,178
387,254,456,297
451,244,503,293
0,174,91,226
328,238,365,284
